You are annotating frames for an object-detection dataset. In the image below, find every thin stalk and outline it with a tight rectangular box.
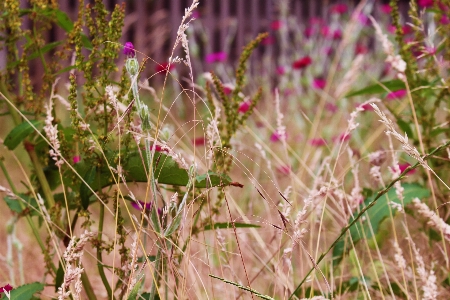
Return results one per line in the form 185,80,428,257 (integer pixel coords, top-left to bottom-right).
80,270,97,300
288,140,450,299
26,143,55,207
97,203,114,300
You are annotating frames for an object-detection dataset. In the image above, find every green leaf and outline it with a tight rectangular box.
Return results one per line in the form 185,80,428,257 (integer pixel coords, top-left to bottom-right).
345,79,405,98
4,194,39,216
195,171,232,187
127,278,142,300
203,222,261,231
80,166,97,209
9,282,44,300
332,183,430,266
4,120,41,150
396,119,414,140
55,262,64,292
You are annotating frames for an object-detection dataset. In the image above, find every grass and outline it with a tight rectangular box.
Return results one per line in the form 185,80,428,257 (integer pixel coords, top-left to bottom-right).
1,0,450,299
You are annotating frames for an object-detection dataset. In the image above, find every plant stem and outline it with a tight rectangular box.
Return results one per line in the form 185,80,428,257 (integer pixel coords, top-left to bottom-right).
80,270,97,300
97,203,114,300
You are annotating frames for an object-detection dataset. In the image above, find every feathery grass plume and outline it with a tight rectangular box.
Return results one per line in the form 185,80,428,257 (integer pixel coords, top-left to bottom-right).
369,15,407,81
393,241,406,270
58,231,96,300
370,103,430,170
410,238,438,300
44,81,64,168
413,198,450,241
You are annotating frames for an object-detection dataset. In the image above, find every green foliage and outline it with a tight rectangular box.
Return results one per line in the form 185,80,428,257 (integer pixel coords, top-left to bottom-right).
3,120,41,150
9,282,44,300
333,183,430,266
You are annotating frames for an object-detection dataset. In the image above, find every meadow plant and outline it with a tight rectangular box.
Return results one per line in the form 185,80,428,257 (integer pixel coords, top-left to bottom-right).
1,0,450,299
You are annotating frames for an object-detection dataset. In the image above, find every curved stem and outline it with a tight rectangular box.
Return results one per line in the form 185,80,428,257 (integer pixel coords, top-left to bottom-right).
97,203,114,300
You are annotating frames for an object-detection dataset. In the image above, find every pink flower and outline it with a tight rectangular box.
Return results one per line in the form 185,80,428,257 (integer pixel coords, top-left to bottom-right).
73,156,81,164
132,200,152,211
0,284,12,293
238,100,251,113
270,131,286,142
321,26,330,37
418,0,434,8
380,4,392,14
155,62,175,73
262,35,275,45
324,47,334,56
402,25,412,35
333,133,351,143
276,66,285,75
271,20,283,30
292,56,312,69
394,163,416,175
332,29,342,40
358,13,369,26
191,10,200,19
222,83,234,95
309,138,327,147
330,4,348,14
304,27,314,38
359,103,374,111
123,42,135,57
386,89,407,100
276,165,291,175
312,78,326,89
193,137,206,146
440,15,450,25
355,43,368,54
205,52,227,63
325,102,338,113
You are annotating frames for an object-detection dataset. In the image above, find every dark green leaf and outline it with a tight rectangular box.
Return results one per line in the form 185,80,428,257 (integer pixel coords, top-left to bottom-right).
4,120,41,150
55,262,64,292
333,183,430,266
345,79,405,98
9,282,44,300
203,222,261,231
137,255,156,263
80,166,97,209
4,194,39,216
195,171,232,187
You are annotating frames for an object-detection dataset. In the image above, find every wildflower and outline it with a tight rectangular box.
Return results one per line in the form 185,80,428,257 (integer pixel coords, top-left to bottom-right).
0,284,12,295
205,52,227,63
413,198,450,242
332,29,342,40
358,13,369,26
73,156,81,164
270,20,283,30
155,62,175,74
238,100,251,113
393,163,416,175
386,89,407,100
330,4,347,14
381,4,392,14
320,26,330,37
131,200,152,211
440,15,450,25
222,83,234,95
123,42,135,57
368,150,386,166
193,137,206,146
292,56,312,69
270,131,286,142
309,138,327,147
276,165,291,175
333,133,351,143
304,27,314,38
276,66,285,75
355,43,368,54
312,78,326,89
418,0,434,8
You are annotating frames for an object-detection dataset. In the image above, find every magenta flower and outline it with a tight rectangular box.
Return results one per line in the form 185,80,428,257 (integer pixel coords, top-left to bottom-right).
440,15,450,25
380,4,392,14
355,43,368,54
276,165,291,175
193,137,206,146
276,66,285,75
132,200,152,211
238,100,251,113
358,13,369,26
330,4,348,14
222,83,234,95
333,133,351,143
304,27,314,38
270,20,283,30
312,78,326,90
0,284,13,295
321,26,330,37
155,62,175,74
392,163,416,175
205,52,227,63
332,29,342,40
123,42,135,57
261,35,275,45
386,89,407,100
418,0,434,8
325,102,338,113
270,131,286,142
309,138,327,147
292,56,312,69
73,156,81,164
359,102,374,111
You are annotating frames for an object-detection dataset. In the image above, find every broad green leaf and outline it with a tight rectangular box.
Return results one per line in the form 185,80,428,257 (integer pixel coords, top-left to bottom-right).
75,150,232,203
55,262,64,292
4,194,39,216
80,166,97,209
345,79,405,98
127,278,142,300
9,282,44,300
203,222,261,231
332,183,429,266
4,120,41,150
